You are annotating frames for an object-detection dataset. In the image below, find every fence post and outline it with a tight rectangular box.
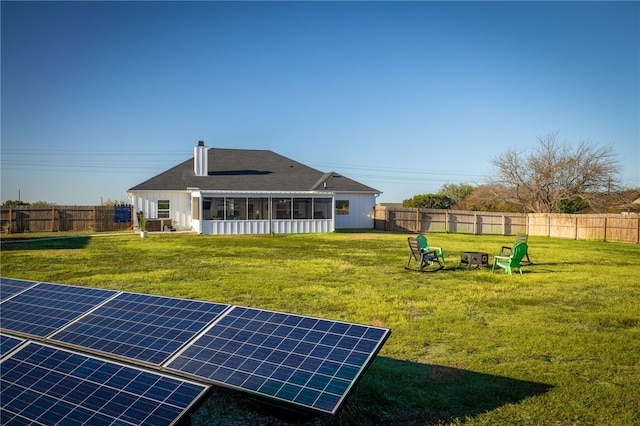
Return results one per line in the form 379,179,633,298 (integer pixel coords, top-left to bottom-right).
384,207,388,231
603,216,607,242
385,207,389,231
574,215,578,240
445,211,449,233
416,210,420,232
473,213,477,235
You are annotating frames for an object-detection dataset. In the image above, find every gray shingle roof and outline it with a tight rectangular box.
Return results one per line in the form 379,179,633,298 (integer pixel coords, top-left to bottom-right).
128,148,380,193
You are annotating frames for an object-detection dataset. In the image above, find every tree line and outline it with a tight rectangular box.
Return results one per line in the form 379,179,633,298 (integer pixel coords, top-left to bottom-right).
403,133,639,214
2,199,129,207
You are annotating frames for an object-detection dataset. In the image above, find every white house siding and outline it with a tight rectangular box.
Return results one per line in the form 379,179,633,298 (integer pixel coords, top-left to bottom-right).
201,219,333,235
334,194,377,229
271,219,334,234
130,191,192,230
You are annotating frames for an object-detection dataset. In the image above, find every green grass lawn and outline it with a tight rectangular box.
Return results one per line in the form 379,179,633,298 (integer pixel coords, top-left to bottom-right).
1,231,639,425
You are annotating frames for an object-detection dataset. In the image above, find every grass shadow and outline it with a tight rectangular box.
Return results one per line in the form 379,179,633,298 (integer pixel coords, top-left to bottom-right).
0,236,92,251
348,357,553,425
191,356,552,426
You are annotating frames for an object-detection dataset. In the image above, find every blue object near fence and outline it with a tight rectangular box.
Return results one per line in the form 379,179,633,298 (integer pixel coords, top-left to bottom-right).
114,204,132,222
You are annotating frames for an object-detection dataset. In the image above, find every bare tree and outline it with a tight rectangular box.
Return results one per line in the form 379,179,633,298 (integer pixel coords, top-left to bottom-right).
465,183,525,212
491,133,621,213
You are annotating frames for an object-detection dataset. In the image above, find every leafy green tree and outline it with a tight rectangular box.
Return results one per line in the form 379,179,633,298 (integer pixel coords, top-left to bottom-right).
2,200,29,206
437,183,474,209
556,197,589,214
403,194,452,209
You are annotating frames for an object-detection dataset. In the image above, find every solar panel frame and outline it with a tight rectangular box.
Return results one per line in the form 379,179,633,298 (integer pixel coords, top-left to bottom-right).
0,277,39,302
1,341,209,426
50,292,231,366
0,334,25,358
0,282,118,338
165,306,390,415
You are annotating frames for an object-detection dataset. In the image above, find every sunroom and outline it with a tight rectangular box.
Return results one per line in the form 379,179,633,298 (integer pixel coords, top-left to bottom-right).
191,191,335,234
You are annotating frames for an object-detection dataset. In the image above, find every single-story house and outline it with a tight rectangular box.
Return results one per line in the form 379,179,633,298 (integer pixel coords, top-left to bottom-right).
127,141,381,235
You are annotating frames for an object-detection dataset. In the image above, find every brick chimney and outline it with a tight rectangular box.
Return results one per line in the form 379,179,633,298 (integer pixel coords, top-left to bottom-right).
194,141,208,176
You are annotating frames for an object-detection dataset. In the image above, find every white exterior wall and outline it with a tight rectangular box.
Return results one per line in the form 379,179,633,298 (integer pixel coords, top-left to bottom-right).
130,190,375,233
201,219,333,235
334,194,377,229
130,191,192,230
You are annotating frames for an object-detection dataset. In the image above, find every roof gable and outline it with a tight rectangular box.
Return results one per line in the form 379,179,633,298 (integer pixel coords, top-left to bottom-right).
128,148,380,194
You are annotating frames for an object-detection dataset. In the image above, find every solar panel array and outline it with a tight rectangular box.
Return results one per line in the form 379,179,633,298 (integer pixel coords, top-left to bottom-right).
1,341,208,426
1,277,390,421
50,292,229,366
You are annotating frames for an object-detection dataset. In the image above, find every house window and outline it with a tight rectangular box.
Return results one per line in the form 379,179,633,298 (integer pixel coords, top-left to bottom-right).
225,198,247,220
273,198,292,219
248,198,268,220
204,198,225,219
293,198,312,219
313,198,333,219
158,200,170,218
336,200,349,215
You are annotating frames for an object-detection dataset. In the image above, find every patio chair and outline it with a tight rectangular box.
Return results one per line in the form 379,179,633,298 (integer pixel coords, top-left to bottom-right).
416,234,445,263
406,237,443,272
499,233,531,264
492,242,528,275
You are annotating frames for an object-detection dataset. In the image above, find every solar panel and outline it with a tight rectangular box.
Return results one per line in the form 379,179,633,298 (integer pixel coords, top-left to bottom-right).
0,277,38,301
51,292,230,365
1,342,209,426
0,282,117,338
0,334,24,357
0,278,391,417
166,306,390,415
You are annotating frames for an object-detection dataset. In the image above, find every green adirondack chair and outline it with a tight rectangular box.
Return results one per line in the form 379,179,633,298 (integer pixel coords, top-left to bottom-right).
492,242,528,275
416,234,445,263
499,233,531,264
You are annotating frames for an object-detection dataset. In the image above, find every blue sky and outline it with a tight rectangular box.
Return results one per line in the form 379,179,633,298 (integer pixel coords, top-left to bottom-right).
2,1,638,205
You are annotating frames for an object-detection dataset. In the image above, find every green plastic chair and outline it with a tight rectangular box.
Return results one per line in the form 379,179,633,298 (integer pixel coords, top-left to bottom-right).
499,233,531,264
416,234,444,263
492,242,528,275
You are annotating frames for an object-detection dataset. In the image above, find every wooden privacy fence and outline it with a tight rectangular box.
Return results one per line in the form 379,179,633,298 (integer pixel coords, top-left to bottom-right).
374,206,640,244
1,205,133,233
